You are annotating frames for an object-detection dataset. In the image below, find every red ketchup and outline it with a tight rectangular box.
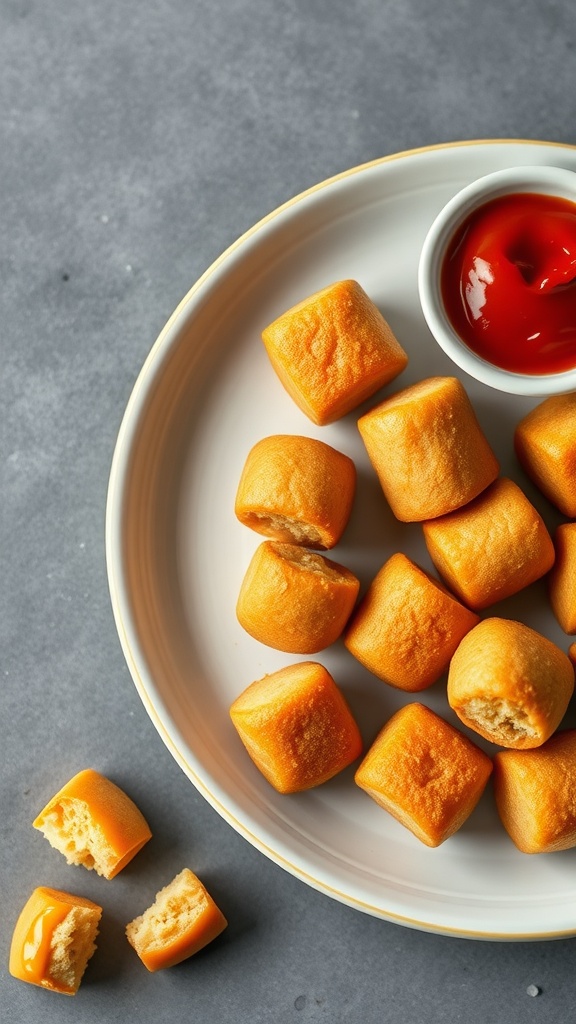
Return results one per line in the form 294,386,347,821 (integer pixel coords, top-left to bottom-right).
441,192,576,374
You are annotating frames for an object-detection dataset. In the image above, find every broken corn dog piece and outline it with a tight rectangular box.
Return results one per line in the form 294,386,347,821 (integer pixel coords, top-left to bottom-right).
33,768,152,879
9,886,101,995
126,868,227,971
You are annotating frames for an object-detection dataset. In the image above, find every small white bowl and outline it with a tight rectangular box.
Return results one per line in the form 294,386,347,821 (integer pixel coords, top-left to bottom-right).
418,165,576,396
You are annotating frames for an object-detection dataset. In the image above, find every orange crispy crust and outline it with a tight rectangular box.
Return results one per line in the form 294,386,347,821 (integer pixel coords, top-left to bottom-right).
126,869,227,971
447,618,574,750
355,703,493,847
261,279,408,425
422,477,555,611
343,552,479,691
236,541,360,653
357,376,499,522
229,661,362,793
493,730,576,853
9,886,101,994
549,523,576,634
33,769,152,879
514,394,576,517
234,434,356,549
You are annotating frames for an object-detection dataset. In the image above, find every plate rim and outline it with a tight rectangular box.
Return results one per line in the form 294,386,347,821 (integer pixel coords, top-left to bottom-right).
106,138,576,941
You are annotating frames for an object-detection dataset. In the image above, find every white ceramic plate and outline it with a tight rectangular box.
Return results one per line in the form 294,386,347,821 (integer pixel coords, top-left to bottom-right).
106,140,576,940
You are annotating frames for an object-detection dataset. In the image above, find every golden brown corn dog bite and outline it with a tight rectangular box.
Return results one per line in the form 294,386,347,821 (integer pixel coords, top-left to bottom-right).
493,730,576,853
33,768,152,879
355,703,493,847
9,886,101,995
422,477,555,610
447,618,574,749
549,523,576,634
343,552,479,691
126,869,227,971
261,279,408,425
357,376,499,522
514,393,576,517
235,434,356,549
230,661,362,793
236,541,360,653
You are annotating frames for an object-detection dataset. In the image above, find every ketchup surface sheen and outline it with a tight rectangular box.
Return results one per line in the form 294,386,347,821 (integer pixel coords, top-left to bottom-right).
441,191,576,374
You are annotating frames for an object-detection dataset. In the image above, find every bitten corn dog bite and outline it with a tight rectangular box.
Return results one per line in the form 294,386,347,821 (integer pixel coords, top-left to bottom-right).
236,541,359,653
343,552,479,691
447,618,574,749
494,730,576,853
422,477,555,611
9,886,101,995
549,523,576,634
514,393,576,517
235,434,356,549
355,703,493,847
261,279,408,425
357,376,499,522
33,769,152,879
126,869,227,971
230,661,362,793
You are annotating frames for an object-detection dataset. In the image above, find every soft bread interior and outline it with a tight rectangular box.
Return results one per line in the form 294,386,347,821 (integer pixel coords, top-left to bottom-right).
126,869,208,954
276,545,349,580
37,800,116,879
48,905,100,993
461,697,537,744
249,511,322,546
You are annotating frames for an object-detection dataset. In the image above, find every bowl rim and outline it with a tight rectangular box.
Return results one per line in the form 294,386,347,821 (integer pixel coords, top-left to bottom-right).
417,164,576,396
